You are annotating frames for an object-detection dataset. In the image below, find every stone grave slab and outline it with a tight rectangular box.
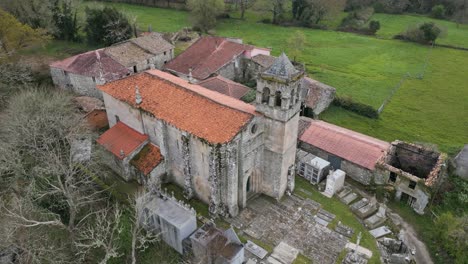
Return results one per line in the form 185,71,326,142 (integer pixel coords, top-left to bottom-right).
341,192,358,205
245,240,268,259
335,222,354,238
337,186,352,199
314,216,330,227
345,242,373,259
364,213,387,229
269,242,299,264
356,203,378,219
350,198,369,212
369,226,392,238
318,209,336,221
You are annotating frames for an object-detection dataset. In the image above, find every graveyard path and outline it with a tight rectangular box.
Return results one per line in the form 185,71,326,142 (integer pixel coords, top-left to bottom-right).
389,213,433,264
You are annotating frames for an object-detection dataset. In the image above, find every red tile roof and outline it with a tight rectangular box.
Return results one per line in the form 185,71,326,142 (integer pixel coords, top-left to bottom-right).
50,49,130,82
98,70,256,144
130,143,163,176
299,120,390,170
164,36,253,80
198,75,251,100
96,122,148,159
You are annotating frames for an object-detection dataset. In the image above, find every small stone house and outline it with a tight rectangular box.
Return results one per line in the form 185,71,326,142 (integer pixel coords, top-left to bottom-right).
105,32,174,73
50,49,131,99
377,141,446,214
96,54,305,217
164,36,271,82
301,77,336,118
50,33,174,99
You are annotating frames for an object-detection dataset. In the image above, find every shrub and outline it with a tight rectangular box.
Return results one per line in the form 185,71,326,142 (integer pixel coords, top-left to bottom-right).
394,22,441,44
431,4,446,19
369,20,381,34
85,7,133,46
333,96,379,118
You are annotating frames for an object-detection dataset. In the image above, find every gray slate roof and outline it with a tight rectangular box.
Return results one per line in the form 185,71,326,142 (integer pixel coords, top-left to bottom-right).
131,32,174,55
262,53,299,79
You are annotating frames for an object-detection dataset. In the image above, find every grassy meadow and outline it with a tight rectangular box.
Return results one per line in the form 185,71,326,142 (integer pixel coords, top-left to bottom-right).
74,2,468,154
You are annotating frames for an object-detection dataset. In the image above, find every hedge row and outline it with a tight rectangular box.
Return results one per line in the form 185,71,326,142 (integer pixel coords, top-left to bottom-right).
333,96,379,119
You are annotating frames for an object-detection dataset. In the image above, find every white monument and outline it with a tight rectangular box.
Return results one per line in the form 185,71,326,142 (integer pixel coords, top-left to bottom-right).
323,169,346,198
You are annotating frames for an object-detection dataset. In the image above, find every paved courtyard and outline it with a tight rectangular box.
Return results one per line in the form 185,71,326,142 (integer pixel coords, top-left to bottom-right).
228,194,349,264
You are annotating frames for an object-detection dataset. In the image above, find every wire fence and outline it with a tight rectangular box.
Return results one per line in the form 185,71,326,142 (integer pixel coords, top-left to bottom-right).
377,42,435,115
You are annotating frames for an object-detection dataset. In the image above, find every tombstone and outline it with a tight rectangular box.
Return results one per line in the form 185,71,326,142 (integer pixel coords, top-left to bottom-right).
376,204,387,218
323,170,346,198
138,194,197,254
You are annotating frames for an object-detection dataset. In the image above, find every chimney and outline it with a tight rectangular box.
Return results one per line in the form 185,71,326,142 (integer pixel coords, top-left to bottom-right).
120,149,125,158
188,68,195,84
135,86,142,105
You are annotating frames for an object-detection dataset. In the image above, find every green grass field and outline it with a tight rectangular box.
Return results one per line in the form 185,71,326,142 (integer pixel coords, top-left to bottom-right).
76,2,468,153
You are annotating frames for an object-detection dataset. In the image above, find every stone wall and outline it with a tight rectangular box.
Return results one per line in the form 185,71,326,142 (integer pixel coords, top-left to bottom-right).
51,68,103,99
298,142,388,185
102,92,245,216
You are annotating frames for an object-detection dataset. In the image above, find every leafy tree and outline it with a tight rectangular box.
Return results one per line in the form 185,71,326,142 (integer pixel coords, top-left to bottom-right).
293,0,346,26
187,0,225,32
287,30,306,62
419,22,441,42
85,7,133,46
369,20,381,34
434,212,468,263
236,0,256,19
0,0,53,30
453,0,468,27
431,4,446,19
0,8,49,56
51,0,80,41
254,0,287,24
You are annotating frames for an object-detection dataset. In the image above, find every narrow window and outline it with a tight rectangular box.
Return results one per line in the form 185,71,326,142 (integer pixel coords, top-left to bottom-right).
133,65,137,73
262,87,270,104
164,51,167,56
389,172,397,183
409,180,416,189
92,76,96,83
115,115,120,123
275,91,282,107
164,61,167,64
290,89,295,109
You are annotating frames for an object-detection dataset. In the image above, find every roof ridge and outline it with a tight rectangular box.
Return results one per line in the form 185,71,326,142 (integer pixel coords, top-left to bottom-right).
145,70,256,116
312,120,388,148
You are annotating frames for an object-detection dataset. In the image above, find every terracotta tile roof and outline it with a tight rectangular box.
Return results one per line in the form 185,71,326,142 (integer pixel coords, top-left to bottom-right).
130,143,164,176
164,36,254,80
50,49,130,82
251,54,276,68
98,70,256,144
96,122,148,159
198,75,251,100
130,32,174,55
299,120,390,170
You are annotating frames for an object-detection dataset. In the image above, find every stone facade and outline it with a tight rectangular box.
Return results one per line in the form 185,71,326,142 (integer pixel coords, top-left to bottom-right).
99,54,304,217
50,67,107,99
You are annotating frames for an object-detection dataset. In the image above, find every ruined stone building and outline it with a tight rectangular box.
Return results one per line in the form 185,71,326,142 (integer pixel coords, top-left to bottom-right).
377,141,446,214
298,118,446,214
164,36,272,82
50,32,174,99
96,53,304,217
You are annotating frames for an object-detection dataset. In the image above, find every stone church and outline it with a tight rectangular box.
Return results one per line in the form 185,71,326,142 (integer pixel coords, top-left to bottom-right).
97,53,304,217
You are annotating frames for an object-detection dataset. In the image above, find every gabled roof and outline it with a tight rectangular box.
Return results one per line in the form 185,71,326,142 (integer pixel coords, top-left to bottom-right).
98,70,256,144
97,122,148,159
105,33,174,67
164,36,254,80
50,49,130,82
198,75,251,100
299,119,390,170
262,53,300,80
251,54,276,68
130,32,174,55
130,143,164,176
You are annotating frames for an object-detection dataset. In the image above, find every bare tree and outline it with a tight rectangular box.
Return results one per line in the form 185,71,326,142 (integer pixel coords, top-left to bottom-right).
74,203,124,264
235,0,256,19
129,191,159,264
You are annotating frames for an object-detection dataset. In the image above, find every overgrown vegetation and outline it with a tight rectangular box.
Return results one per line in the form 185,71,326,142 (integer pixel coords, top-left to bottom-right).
85,6,134,45
187,0,225,32
333,96,379,119
395,22,442,44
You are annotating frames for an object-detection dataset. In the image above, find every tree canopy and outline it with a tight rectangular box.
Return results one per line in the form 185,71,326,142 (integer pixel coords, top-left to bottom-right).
187,0,225,32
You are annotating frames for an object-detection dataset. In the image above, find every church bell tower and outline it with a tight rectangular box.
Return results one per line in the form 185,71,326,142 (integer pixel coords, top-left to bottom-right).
255,53,304,199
